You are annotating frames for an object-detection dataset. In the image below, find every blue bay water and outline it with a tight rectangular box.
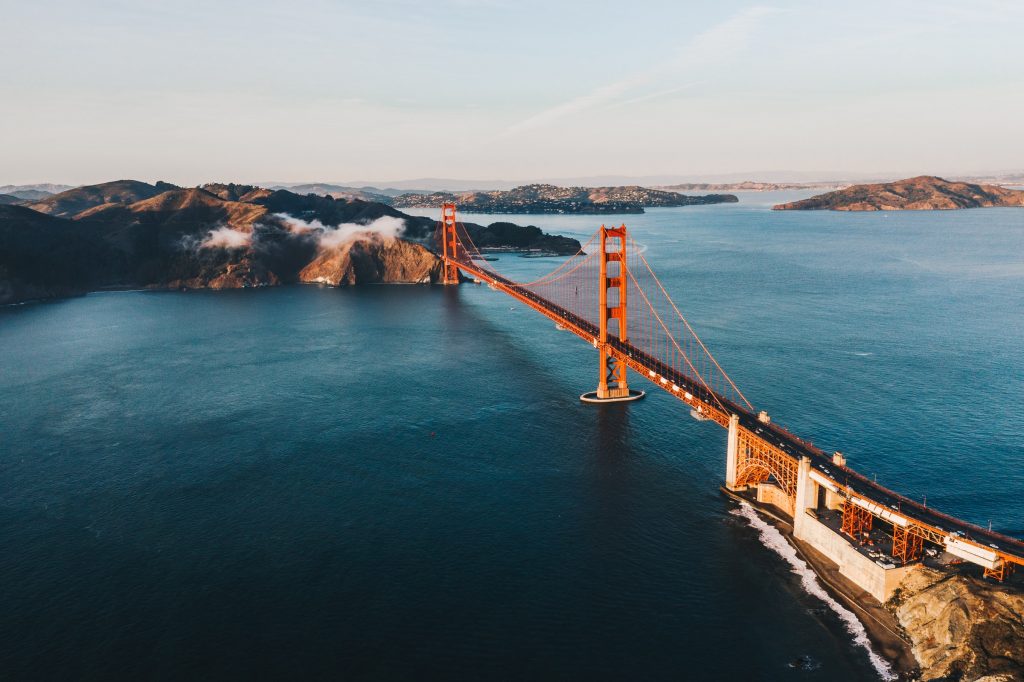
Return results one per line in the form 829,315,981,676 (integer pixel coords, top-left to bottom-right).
1,193,1022,680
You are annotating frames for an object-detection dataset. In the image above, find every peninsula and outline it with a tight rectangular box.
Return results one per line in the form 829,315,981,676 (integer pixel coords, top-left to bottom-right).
773,175,1024,211
658,180,848,192
391,183,737,214
0,180,581,305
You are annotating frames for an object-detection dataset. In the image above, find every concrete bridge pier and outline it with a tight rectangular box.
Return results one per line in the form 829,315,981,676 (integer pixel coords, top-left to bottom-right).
793,456,816,541
725,414,739,490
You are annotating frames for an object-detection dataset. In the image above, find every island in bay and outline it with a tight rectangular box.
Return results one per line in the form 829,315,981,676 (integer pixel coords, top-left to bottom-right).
773,175,1024,211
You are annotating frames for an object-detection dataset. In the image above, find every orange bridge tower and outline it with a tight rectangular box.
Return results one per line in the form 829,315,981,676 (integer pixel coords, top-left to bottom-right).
581,224,645,403
440,202,460,285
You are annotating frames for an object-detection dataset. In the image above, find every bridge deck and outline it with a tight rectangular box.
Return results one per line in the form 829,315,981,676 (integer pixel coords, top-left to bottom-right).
456,258,1024,568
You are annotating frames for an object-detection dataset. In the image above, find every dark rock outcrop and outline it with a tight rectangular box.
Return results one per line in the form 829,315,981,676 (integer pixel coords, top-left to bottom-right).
200,183,265,202
0,205,126,303
890,566,1024,681
299,234,442,286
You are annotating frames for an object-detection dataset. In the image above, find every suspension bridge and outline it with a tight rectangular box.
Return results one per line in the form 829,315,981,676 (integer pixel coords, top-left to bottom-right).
435,203,1023,588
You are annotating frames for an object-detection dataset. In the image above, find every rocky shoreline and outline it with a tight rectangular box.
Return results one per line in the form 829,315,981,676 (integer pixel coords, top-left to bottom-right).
723,488,1024,681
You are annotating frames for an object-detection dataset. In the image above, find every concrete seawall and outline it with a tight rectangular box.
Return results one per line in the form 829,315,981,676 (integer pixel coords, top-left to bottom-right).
794,509,915,602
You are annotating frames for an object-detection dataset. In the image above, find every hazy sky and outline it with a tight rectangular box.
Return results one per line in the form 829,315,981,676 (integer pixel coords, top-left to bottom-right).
2,0,1023,185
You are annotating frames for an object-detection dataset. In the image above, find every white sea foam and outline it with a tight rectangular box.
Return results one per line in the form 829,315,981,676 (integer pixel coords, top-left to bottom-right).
731,502,897,681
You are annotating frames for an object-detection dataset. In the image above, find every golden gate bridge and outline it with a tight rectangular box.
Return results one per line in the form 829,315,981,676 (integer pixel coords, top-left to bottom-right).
436,203,1023,586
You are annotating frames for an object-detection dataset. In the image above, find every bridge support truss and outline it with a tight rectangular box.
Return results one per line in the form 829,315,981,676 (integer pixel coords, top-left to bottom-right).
841,499,874,543
984,561,1014,581
892,524,924,565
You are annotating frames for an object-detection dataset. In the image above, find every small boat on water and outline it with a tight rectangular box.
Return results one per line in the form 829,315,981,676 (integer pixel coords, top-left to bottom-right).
690,408,709,422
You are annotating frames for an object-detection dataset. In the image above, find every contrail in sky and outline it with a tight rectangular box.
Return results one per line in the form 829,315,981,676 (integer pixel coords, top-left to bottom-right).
499,6,781,137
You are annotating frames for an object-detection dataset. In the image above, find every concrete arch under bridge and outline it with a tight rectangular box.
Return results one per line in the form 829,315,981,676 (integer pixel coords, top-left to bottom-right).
728,415,800,516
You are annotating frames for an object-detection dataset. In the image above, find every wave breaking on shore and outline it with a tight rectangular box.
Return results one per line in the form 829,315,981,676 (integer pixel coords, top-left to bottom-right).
731,502,896,680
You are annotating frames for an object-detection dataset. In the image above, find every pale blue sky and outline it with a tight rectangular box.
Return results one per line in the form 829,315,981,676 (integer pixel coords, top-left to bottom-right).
2,0,1023,185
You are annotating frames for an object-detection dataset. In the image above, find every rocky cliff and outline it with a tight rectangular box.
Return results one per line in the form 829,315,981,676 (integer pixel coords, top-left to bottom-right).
774,176,1024,211
299,233,442,286
890,567,1024,681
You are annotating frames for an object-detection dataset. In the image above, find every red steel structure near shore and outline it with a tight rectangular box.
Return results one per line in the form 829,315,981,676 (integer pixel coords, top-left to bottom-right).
437,203,1024,581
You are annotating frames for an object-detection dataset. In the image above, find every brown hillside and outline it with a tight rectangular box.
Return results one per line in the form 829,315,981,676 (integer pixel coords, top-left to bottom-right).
80,188,268,230
27,180,179,218
774,176,1024,211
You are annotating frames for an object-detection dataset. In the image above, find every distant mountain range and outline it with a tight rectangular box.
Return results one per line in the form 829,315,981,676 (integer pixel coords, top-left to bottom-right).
317,170,1024,192
328,174,874,191
8,172,1022,203
25,179,180,217
0,183,74,198
773,176,1024,211
1,189,56,201
0,180,581,305
270,183,399,203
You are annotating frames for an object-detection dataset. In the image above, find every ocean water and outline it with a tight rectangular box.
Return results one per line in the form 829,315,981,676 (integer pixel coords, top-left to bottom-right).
2,192,1022,680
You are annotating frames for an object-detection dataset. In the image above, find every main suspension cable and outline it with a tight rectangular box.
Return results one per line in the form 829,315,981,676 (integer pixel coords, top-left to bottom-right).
632,236,753,410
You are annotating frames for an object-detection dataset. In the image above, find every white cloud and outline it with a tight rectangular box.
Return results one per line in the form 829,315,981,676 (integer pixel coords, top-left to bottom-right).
201,226,252,249
276,214,329,234
274,213,406,248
